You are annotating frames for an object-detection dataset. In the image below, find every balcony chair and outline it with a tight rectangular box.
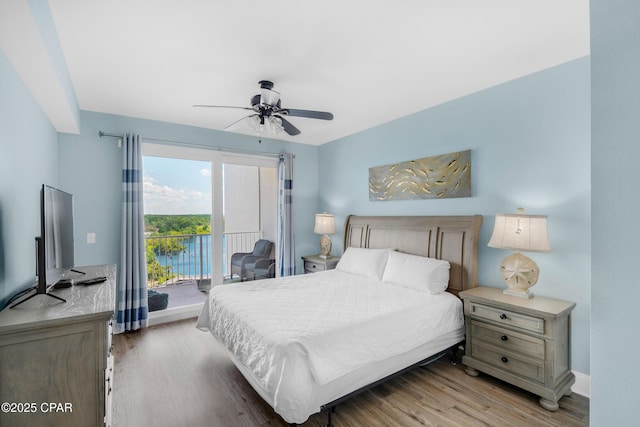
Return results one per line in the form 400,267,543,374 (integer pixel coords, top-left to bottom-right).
253,258,276,280
230,239,274,281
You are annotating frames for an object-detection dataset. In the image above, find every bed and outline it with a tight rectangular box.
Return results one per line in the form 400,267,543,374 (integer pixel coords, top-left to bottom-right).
197,215,482,425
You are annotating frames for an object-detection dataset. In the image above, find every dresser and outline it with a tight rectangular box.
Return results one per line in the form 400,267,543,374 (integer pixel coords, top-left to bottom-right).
0,265,116,427
459,286,575,411
301,255,340,273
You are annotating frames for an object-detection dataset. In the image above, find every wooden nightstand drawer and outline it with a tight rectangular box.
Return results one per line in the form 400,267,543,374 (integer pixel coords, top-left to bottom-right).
301,255,340,274
470,301,544,334
470,320,545,359
471,341,545,383
304,261,325,272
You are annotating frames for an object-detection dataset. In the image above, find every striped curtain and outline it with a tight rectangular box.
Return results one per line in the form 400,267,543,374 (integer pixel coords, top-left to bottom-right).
277,153,295,277
115,133,148,333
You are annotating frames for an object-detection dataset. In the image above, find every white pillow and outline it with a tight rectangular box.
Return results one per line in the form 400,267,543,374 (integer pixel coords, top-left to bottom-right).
336,247,390,280
382,251,450,294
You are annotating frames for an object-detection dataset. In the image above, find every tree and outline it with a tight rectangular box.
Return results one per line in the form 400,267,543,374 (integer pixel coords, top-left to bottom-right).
143,214,212,285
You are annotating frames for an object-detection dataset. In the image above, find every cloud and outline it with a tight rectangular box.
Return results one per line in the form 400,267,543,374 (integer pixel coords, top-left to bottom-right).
200,168,211,176
143,174,211,214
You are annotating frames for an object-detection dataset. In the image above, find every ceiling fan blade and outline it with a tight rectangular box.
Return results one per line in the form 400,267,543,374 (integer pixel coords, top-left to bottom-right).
224,114,256,131
281,108,333,120
277,115,301,136
260,88,281,106
193,104,255,111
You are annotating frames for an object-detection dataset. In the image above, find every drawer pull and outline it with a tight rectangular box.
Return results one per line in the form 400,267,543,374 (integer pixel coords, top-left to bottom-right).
499,313,507,320
501,356,509,363
501,335,509,341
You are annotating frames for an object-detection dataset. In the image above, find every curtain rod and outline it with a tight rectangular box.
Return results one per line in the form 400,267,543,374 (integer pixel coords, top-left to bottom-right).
98,130,289,158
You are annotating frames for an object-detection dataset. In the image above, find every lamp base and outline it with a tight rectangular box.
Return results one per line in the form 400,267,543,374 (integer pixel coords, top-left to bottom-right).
319,234,332,258
499,252,540,299
503,288,534,299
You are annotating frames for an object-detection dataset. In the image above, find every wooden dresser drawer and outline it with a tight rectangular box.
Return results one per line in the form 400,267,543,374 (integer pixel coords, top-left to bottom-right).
470,320,545,359
470,301,544,334
471,341,545,383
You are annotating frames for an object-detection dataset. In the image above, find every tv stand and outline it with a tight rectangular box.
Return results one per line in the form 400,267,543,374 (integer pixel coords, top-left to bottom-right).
15,234,87,308
9,289,66,309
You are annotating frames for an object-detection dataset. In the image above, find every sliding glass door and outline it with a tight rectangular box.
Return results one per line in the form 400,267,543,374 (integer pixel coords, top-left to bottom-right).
141,143,277,312
142,145,216,311
222,155,278,281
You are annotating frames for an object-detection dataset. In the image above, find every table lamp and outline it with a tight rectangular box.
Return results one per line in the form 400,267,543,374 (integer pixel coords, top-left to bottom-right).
314,213,335,258
488,208,551,299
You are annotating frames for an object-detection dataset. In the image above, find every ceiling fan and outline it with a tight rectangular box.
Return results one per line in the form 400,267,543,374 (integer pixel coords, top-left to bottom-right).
194,80,333,136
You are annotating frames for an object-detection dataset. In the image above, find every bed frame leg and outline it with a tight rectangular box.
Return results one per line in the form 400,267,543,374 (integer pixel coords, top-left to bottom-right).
450,343,464,365
289,405,335,427
449,348,458,365
326,405,335,427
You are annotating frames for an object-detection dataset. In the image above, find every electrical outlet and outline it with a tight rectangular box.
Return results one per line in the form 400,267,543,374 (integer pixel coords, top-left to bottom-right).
87,233,96,244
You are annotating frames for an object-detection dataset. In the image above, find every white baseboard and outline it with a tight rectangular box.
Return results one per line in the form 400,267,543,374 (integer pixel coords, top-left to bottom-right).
148,303,202,326
571,370,590,398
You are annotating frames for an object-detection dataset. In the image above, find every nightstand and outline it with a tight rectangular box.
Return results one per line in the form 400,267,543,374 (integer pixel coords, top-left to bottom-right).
459,286,576,411
302,255,340,273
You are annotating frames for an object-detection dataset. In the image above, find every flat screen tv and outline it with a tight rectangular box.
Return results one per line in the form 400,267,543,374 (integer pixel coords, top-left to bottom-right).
11,185,76,308
41,184,75,287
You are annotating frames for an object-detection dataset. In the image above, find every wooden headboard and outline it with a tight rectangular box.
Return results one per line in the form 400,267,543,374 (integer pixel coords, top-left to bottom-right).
344,215,483,296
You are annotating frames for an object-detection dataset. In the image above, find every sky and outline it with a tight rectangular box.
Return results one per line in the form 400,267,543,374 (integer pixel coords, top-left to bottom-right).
142,156,212,215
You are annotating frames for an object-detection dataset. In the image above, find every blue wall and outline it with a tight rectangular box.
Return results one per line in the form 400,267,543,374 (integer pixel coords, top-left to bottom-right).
318,58,591,375
591,0,640,422
0,50,59,308
57,111,320,274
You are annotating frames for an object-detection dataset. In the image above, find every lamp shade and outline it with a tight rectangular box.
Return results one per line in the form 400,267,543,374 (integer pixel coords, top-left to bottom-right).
488,211,551,253
314,213,335,235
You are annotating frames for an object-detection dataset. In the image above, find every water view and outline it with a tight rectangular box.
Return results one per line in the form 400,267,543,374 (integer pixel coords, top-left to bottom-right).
145,215,261,287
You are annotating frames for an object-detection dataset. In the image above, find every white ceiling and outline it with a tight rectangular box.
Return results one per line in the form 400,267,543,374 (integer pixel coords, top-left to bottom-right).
4,0,590,145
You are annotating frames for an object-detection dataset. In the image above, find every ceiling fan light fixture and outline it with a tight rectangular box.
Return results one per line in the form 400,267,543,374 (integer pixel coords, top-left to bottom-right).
248,115,264,133
248,114,283,135
269,116,284,134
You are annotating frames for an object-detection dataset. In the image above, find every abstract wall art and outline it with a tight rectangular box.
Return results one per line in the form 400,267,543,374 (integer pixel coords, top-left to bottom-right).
369,150,471,201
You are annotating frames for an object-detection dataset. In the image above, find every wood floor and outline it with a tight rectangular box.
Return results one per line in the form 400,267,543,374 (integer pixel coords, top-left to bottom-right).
112,319,589,427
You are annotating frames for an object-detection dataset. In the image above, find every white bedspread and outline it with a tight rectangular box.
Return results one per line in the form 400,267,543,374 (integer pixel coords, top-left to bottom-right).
196,270,463,423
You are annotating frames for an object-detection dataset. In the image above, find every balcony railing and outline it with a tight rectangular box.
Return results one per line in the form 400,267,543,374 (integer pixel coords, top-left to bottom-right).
145,231,261,287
